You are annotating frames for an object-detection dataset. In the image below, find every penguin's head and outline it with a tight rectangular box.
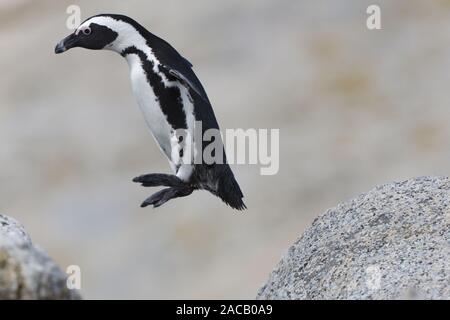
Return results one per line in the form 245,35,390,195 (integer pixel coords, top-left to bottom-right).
55,14,147,55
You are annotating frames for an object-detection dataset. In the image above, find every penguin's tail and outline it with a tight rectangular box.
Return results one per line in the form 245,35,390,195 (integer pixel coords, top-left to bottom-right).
216,167,246,211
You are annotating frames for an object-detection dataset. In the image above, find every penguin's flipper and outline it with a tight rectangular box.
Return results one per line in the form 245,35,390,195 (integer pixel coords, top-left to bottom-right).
167,68,206,101
162,65,209,103
141,187,193,208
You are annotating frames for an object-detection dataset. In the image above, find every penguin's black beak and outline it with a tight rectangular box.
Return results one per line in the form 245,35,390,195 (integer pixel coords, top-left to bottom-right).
55,33,79,54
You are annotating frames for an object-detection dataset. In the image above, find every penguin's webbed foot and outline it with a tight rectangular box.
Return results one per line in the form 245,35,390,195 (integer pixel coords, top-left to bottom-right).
141,187,194,208
133,173,185,188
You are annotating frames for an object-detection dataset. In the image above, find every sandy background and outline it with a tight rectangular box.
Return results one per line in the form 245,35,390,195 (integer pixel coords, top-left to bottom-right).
1,0,450,298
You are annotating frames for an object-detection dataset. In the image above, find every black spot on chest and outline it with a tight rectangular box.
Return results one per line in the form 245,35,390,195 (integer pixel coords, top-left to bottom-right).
122,46,187,130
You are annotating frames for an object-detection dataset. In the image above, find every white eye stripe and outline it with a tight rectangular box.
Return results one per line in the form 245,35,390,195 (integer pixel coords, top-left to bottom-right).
75,26,91,36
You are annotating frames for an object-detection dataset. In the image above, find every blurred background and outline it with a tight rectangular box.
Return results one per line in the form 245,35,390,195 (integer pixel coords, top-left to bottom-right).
1,0,450,299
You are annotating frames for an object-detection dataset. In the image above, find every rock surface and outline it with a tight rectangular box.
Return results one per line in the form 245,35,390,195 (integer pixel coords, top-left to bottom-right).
0,214,80,299
258,176,450,300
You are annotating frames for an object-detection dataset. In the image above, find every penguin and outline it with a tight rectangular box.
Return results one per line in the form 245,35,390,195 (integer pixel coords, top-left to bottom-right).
55,14,246,210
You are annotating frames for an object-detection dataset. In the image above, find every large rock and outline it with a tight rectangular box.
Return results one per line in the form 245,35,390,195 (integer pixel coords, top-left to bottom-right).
0,214,80,299
258,176,450,300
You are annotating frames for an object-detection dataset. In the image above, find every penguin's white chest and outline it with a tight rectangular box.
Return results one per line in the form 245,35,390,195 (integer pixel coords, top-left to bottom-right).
127,54,173,158
126,53,195,181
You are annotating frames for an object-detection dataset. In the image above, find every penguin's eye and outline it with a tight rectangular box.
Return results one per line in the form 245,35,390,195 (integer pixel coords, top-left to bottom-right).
82,27,92,36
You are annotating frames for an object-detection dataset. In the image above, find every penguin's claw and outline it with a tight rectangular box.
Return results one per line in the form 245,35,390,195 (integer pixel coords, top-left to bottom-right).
133,173,185,188
140,187,194,209
141,188,169,208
